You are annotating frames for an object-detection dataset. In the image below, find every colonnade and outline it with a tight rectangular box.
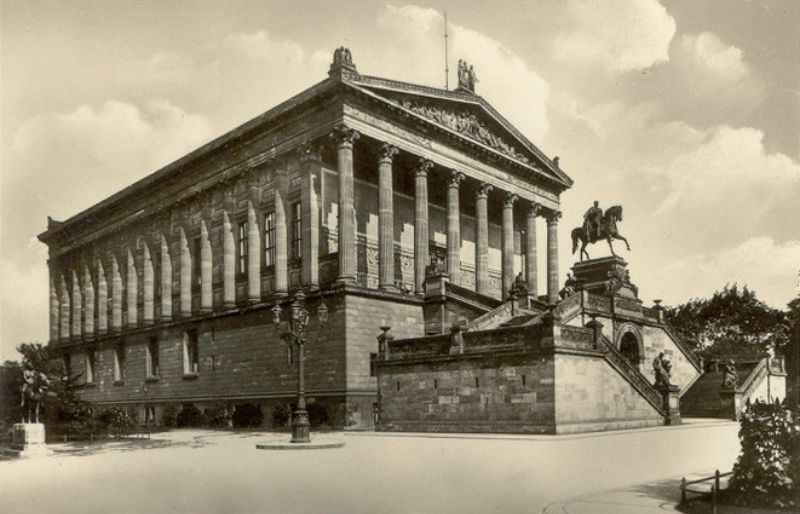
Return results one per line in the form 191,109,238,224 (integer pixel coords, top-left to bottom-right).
48,125,561,343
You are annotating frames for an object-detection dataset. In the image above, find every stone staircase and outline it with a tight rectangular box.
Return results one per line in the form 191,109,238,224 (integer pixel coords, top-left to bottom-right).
681,360,765,418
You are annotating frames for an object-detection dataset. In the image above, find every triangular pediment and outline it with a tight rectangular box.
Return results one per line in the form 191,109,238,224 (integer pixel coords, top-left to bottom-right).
344,75,573,189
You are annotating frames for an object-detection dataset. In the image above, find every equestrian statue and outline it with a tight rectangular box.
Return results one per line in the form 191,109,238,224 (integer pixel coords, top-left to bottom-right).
19,358,51,424
571,201,631,261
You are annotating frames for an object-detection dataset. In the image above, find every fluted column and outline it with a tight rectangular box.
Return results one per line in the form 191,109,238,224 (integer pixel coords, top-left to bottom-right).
475,183,492,295
49,267,59,342
414,159,433,294
200,219,213,311
160,234,173,320
502,193,518,300
110,253,122,331
247,201,261,303
300,146,321,290
83,264,95,337
141,241,154,325
447,171,465,284
547,210,561,304
526,203,541,298
96,259,107,334
71,269,81,338
274,168,289,295
59,274,70,340
332,126,359,284
378,144,399,290
222,211,236,307
126,247,138,328
179,228,191,317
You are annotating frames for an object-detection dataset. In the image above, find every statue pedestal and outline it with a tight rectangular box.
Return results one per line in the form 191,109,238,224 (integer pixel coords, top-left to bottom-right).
8,423,52,458
719,389,742,421
658,384,682,426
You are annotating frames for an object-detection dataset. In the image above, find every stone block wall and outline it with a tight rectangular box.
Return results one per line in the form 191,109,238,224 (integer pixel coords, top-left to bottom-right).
640,325,700,394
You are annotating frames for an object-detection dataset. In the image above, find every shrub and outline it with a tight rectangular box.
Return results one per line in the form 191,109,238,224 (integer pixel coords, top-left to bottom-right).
232,403,263,428
96,406,135,437
204,405,232,428
271,404,291,429
308,403,329,429
728,398,799,510
176,405,206,428
161,404,178,428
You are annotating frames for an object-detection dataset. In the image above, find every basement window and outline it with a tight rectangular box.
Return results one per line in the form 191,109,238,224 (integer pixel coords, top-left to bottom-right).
522,375,527,386
433,379,439,390
475,377,480,388
396,381,401,392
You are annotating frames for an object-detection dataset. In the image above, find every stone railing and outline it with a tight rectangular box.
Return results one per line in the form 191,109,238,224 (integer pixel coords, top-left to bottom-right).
558,325,596,352
555,292,582,321
597,335,666,415
585,293,612,312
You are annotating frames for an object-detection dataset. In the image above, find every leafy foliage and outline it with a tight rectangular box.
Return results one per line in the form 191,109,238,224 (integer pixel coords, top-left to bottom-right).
271,404,291,429
728,399,799,510
161,404,179,428
97,406,136,437
665,284,791,361
176,405,206,428
204,404,232,428
232,403,263,428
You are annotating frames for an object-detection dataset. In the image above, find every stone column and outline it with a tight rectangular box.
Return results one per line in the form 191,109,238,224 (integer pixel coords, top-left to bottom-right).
49,268,59,342
141,240,154,325
96,259,107,334
83,264,94,337
179,228,191,317
526,203,541,298
71,269,81,338
300,146,321,290
126,247,138,328
160,234,172,321
246,201,261,303
502,193,517,300
274,168,289,296
414,159,433,294
222,210,236,307
378,143,399,290
200,219,213,311
546,210,561,304
475,183,492,295
59,274,70,340
110,253,122,331
333,126,359,284
446,171,465,284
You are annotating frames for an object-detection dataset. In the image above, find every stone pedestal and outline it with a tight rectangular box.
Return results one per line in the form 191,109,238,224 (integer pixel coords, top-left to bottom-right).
719,389,743,421
8,423,52,458
658,384,682,425
571,256,639,300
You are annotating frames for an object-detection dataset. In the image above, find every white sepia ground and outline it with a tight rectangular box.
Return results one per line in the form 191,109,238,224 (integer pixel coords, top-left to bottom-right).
0,419,740,514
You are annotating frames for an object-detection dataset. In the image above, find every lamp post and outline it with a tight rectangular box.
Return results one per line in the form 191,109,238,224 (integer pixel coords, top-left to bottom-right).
272,291,328,443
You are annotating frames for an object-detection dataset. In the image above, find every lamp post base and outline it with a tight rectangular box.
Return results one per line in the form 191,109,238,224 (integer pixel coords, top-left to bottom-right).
291,408,311,443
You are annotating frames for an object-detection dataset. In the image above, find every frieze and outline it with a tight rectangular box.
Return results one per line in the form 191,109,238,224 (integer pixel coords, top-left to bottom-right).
398,100,532,165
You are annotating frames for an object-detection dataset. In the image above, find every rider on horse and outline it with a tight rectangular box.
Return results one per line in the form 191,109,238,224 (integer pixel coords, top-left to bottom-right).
583,201,603,241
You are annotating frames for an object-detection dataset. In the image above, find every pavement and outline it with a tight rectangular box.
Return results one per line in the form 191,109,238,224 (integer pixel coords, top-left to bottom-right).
0,418,741,514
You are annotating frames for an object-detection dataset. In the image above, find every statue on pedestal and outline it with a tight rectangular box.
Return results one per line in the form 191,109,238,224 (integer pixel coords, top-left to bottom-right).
559,272,580,299
457,60,478,93
653,352,672,388
570,203,631,261
509,271,528,298
721,360,738,389
19,358,50,423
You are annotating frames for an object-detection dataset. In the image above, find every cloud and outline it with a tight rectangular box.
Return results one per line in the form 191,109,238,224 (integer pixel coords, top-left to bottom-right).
376,5,550,141
554,0,676,71
652,237,800,308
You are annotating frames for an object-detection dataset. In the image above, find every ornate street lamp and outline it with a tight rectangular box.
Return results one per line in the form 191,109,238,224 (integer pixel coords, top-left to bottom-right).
272,291,328,443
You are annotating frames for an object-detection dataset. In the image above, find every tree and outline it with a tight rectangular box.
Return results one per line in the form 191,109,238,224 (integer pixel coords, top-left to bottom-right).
665,284,790,362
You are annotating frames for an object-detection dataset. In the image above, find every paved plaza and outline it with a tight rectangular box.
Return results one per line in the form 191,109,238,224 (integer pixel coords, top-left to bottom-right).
0,420,739,514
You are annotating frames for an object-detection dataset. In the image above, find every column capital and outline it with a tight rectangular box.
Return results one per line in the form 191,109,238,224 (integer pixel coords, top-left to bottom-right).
330,125,360,148
378,143,399,164
504,193,518,208
546,209,562,224
448,170,465,188
298,141,323,163
416,158,434,177
528,202,543,219
476,182,493,199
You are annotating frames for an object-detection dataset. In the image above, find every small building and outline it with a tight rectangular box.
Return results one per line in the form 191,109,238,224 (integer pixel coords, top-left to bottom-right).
37,48,572,429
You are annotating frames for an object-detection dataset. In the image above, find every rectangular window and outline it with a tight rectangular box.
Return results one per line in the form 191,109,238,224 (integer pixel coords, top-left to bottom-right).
85,350,95,384
113,344,126,382
369,352,377,377
183,329,199,375
63,354,72,379
237,222,248,275
263,212,276,267
146,337,159,377
291,202,302,260
153,246,162,301
192,236,202,292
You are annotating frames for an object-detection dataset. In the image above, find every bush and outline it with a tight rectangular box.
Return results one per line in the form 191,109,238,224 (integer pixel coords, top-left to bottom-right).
308,403,329,429
204,405,232,428
97,406,135,437
232,403,263,428
161,404,178,428
271,404,291,429
176,405,206,428
728,398,799,510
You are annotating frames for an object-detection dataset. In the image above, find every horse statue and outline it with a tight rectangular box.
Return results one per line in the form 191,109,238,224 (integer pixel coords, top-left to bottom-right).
19,361,50,424
570,204,631,261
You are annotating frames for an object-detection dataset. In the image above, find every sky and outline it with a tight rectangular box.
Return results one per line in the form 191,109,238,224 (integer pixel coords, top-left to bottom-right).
2,0,799,361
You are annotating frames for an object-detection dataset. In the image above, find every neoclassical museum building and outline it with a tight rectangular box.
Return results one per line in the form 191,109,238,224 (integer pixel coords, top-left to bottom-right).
39,49,571,428
41,49,737,433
